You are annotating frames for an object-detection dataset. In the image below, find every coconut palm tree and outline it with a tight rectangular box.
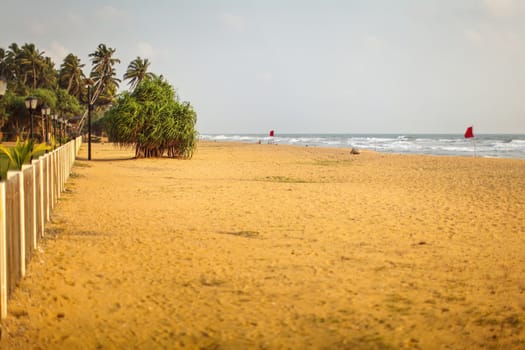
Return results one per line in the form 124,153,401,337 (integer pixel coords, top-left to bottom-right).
89,43,121,105
75,44,121,132
6,43,22,81
4,43,26,93
38,56,58,90
124,56,154,91
0,48,7,77
20,43,46,90
59,53,86,99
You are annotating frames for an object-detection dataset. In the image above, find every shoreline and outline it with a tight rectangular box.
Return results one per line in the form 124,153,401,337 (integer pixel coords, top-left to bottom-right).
200,133,525,160
1,141,524,349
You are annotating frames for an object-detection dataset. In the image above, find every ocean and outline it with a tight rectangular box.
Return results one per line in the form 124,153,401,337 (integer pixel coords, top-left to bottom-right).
199,134,525,160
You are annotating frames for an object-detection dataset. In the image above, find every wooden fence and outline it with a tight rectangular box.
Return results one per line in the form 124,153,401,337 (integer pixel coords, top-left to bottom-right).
0,136,82,318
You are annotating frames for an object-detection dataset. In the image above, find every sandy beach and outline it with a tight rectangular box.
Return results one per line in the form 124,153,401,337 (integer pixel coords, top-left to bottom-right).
1,141,524,349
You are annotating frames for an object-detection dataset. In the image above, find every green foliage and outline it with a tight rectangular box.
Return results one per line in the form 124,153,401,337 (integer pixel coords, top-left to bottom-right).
0,91,29,133
0,155,9,180
1,43,57,94
0,138,51,173
124,56,154,90
49,135,57,150
55,88,82,116
59,53,86,100
106,77,197,159
32,88,57,110
89,44,121,106
2,42,193,148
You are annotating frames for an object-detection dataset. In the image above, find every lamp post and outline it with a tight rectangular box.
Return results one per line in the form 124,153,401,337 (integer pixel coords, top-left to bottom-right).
24,96,38,141
51,115,57,146
87,84,93,160
62,119,67,142
58,118,64,146
0,76,7,98
41,104,51,143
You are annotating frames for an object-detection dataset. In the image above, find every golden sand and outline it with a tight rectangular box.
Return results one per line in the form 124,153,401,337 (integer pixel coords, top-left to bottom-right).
1,141,524,349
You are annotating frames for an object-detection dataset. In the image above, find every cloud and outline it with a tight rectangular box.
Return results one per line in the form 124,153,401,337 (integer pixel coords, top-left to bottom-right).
30,20,47,36
45,41,70,65
463,1,525,51
137,42,156,59
255,71,273,83
218,13,247,32
463,27,523,51
493,30,523,50
484,0,515,17
363,35,384,51
463,29,484,45
66,12,84,25
96,5,129,21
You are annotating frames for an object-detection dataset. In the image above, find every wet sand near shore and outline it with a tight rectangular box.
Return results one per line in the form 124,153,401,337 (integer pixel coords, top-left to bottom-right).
1,141,524,349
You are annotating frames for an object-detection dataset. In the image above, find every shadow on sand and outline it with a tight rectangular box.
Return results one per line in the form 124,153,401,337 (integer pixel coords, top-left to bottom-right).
75,156,136,162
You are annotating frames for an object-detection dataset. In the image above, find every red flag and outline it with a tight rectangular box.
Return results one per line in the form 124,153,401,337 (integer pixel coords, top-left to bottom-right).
269,130,274,137
464,126,474,138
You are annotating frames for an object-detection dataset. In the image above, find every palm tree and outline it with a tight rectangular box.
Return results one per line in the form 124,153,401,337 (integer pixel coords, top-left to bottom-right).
0,48,6,76
38,56,58,90
5,43,25,92
20,43,46,90
89,43,121,104
76,44,121,132
124,57,154,90
59,53,86,99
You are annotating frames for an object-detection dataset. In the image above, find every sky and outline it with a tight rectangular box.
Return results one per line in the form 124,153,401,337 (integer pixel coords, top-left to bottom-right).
1,0,524,134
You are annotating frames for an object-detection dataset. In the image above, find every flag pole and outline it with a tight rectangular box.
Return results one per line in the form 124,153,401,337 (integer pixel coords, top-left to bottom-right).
472,125,477,157
464,125,476,157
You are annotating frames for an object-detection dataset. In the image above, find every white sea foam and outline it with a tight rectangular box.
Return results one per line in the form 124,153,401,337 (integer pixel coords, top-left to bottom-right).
199,134,525,159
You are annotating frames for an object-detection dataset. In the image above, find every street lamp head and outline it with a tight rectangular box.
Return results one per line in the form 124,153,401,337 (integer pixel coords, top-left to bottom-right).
25,96,38,110
0,76,7,97
41,104,50,116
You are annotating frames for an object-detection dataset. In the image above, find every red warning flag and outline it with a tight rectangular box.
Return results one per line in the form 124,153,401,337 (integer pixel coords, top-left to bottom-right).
269,130,274,137
464,126,474,138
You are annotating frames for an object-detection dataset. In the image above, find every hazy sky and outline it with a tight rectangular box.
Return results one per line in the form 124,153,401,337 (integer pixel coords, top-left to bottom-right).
1,0,524,133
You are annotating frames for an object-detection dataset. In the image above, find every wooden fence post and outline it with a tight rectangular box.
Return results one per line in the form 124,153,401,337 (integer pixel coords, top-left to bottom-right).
49,153,53,210
39,158,44,238
18,168,28,278
0,139,83,319
0,181,7,319
57,150,62,199
44,154,50,222
53,151,57,206
31,162,38,249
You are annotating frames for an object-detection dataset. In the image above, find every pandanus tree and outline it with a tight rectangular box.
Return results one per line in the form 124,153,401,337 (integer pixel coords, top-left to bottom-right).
106,76,197,159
